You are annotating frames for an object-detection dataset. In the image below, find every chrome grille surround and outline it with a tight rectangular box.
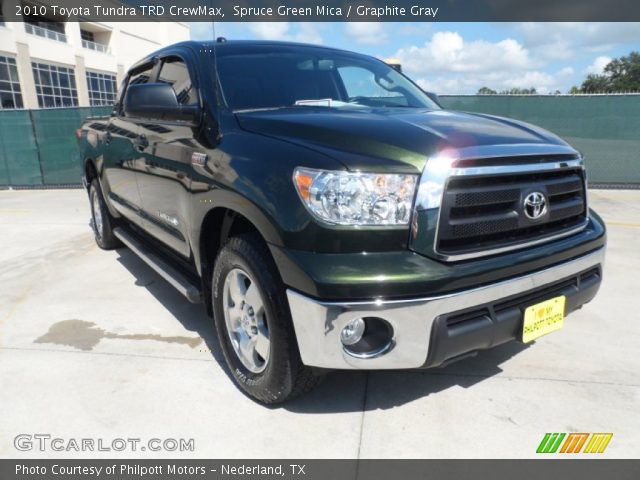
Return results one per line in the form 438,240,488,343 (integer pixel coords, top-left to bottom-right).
413,144,589,261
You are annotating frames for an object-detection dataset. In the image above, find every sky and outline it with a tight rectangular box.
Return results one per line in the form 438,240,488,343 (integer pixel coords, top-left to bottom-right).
188,22,640,94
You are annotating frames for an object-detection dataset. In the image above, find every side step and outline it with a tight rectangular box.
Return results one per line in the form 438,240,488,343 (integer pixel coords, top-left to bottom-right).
113,227,202,304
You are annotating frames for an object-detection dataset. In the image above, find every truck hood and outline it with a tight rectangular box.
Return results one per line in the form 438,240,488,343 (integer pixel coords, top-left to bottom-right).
236,107,571,173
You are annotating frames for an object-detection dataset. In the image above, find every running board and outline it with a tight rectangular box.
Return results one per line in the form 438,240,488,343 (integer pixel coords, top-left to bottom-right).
113,227,202,304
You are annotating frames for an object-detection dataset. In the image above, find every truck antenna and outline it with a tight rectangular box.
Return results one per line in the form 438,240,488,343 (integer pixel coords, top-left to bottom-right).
211,17,221,105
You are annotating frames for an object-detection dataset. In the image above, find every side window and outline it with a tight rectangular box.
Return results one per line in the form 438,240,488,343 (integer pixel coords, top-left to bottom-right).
158,58,196,105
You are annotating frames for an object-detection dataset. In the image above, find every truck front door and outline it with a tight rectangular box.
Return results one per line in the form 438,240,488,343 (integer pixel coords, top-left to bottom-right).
134,56,198,258
102,63,157,228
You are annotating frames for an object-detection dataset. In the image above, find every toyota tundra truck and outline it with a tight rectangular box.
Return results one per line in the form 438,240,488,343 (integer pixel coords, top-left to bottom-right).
77,40,606,403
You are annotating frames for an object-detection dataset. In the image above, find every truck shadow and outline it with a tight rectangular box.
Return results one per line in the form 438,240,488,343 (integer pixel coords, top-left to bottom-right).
115,248,531,413
114,249,236,386
284,341,530,413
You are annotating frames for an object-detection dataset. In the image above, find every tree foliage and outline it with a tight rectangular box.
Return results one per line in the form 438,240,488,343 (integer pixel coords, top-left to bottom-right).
581,74,613,93
580,51,640,93
499,87,537,95
477,86,497,95
475,51,639,95
475,87,537,95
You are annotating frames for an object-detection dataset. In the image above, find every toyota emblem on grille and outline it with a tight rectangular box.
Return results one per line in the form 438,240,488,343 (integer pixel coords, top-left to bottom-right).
523,192,548,220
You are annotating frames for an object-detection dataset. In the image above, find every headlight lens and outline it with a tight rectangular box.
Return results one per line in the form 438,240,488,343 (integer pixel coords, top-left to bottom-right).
293,167,417,225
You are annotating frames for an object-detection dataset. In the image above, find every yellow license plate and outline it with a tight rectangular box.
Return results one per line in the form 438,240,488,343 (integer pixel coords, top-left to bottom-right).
522,296,566,343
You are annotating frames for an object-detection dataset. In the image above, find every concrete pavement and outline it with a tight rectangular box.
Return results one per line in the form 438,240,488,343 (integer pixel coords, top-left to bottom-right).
0,188,638,458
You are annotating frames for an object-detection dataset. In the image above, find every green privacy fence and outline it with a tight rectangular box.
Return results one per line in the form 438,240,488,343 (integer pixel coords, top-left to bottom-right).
0,96,639,187
0,106,110,187
439,95,640,186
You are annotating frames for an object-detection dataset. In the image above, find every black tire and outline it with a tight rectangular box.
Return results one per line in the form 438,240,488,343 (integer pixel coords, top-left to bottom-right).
89,179,122,250
212,233,321,404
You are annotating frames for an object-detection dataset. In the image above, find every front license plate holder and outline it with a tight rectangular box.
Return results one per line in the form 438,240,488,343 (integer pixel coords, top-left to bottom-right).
522,296,566,343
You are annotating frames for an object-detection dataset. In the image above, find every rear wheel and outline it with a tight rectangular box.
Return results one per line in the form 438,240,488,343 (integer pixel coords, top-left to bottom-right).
89,179,121,250
212,234,321,404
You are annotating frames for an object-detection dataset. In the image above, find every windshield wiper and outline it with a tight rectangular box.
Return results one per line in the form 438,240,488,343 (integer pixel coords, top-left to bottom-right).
233,106,291,113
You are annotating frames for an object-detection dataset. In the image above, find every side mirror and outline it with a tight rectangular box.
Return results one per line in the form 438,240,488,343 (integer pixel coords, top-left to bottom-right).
425,91,442,107
124,83,200,123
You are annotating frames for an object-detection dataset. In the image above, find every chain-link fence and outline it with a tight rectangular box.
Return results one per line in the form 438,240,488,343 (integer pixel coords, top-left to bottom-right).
0,96,638,187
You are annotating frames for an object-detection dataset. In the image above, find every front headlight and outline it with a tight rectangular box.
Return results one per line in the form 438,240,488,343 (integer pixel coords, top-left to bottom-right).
293,167,417,226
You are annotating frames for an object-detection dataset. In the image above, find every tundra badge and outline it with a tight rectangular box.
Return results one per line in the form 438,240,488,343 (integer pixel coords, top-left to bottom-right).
191,152,208,167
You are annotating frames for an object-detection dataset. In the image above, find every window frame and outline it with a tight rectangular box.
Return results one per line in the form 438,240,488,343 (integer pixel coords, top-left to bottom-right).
0,55,24,109
31,61,78,108
85,70,117,107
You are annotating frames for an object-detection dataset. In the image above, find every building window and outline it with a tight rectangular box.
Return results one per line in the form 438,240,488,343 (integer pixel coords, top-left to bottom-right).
80,30,94,42
31,62,78,108
0,56,23,109
86,71,117,106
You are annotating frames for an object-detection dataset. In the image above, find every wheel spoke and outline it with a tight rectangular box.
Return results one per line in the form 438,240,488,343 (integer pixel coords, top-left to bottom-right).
254,326,270,361
245,283,263,314
227,270,246,305
227,304,242,330
237,333,256,366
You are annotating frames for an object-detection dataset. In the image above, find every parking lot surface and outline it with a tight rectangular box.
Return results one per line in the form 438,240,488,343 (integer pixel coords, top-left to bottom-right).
0,188,638,458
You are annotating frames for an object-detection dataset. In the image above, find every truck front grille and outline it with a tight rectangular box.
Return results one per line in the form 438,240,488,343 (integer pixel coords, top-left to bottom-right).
435,156,588,258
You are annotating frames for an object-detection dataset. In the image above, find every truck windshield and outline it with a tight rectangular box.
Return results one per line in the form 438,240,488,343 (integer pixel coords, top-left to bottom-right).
215,46,440,112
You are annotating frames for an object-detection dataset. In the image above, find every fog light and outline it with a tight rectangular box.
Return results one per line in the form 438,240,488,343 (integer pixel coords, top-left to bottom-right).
341,317,394,359
340,318,366,346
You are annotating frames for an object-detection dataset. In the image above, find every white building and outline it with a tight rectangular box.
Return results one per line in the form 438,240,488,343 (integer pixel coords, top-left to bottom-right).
0,13,190,109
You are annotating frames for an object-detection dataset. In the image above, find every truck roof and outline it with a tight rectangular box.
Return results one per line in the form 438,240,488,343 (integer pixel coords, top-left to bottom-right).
129,39,364,72
174,39,348,52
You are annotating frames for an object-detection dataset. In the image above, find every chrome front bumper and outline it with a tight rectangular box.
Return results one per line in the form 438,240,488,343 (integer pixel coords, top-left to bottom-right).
287,247,605,370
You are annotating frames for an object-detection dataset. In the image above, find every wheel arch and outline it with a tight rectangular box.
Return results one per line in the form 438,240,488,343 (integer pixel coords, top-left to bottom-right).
83,156,120,219
197,202,281,316
83,157,98,190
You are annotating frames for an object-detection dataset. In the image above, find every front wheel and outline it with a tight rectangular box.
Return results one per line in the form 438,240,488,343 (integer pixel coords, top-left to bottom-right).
212,234,321,404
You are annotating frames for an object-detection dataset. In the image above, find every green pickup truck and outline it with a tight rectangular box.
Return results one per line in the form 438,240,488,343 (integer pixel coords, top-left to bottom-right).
77,40,606,403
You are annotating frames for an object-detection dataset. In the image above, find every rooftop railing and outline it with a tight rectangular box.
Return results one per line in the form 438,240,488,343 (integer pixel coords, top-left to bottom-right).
25,23,67,43
82,39,109,53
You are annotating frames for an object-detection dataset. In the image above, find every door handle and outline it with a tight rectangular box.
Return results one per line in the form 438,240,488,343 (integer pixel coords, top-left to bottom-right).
134,134,149,151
